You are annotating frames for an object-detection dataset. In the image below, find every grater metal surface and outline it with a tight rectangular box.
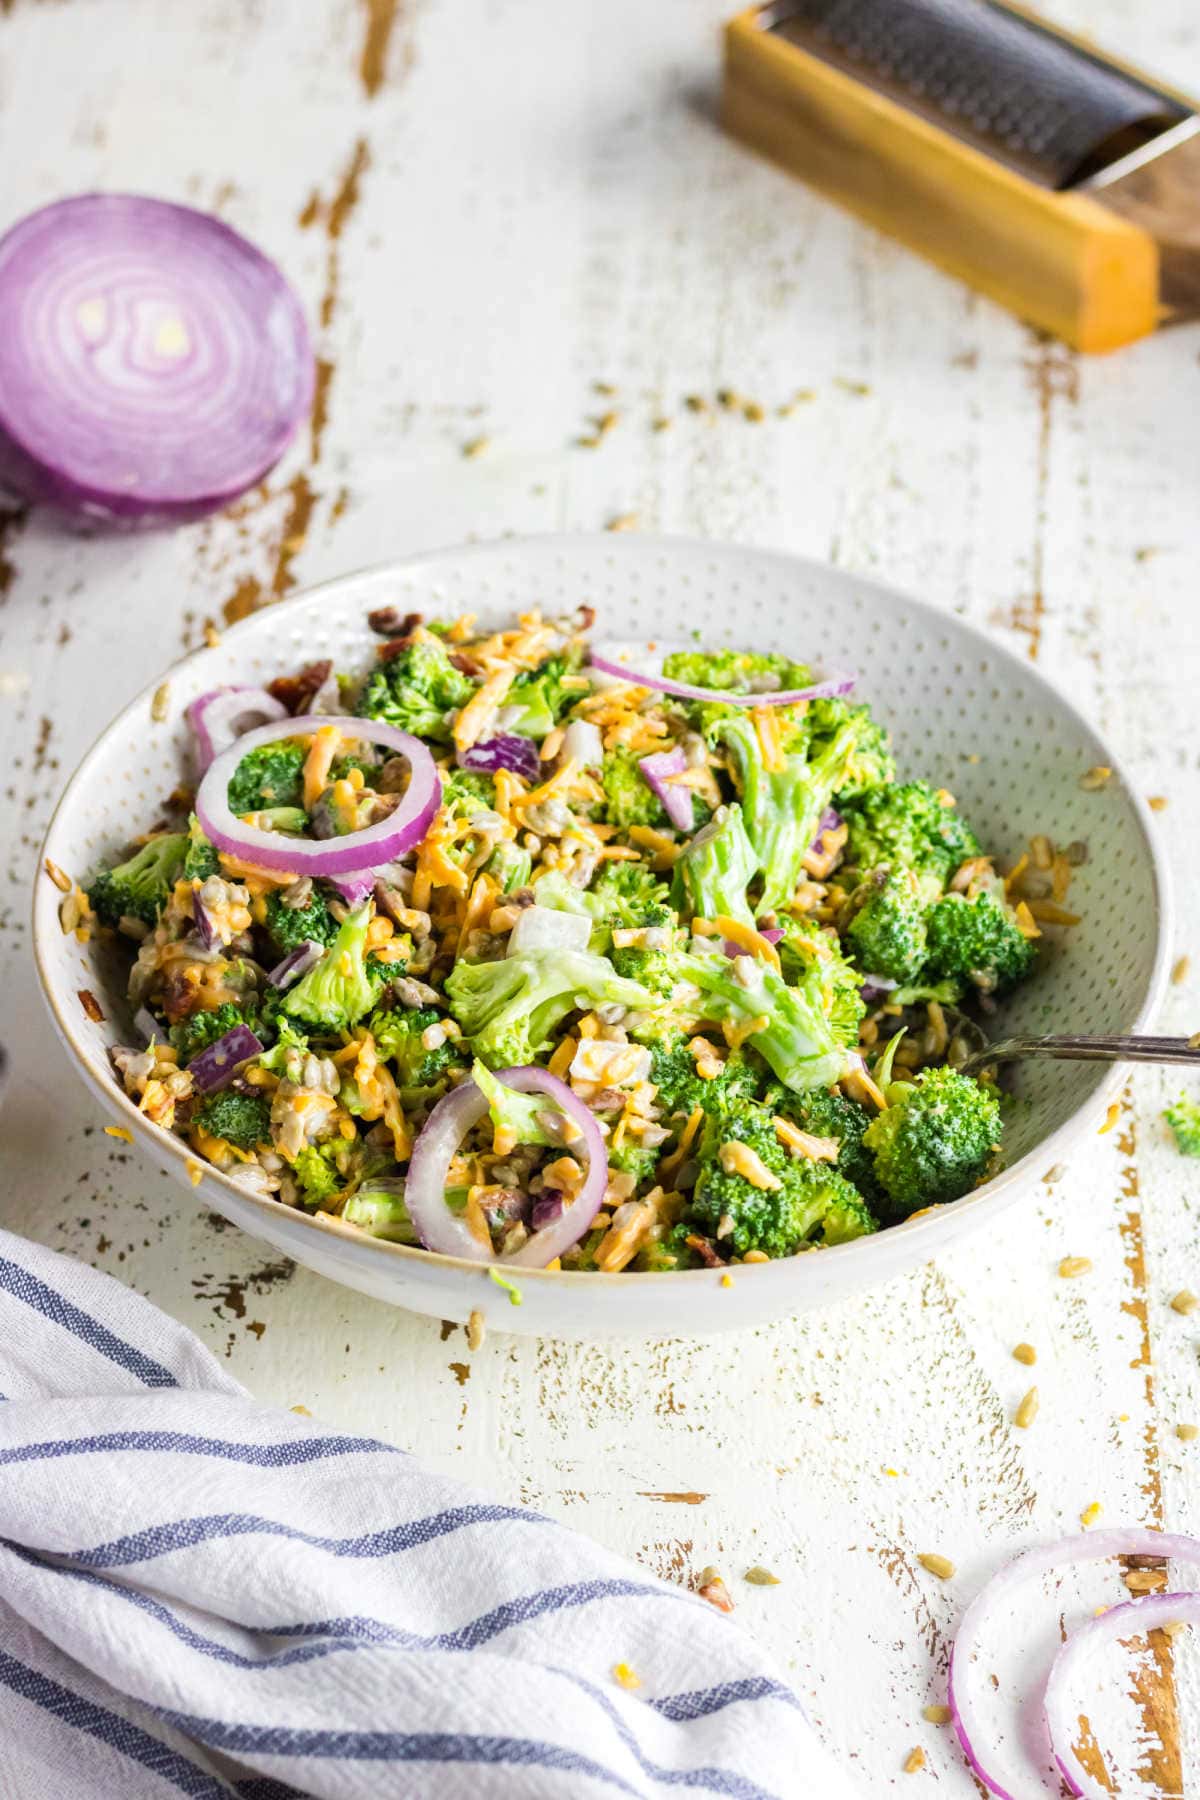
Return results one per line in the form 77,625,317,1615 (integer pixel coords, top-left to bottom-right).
763,0,1187,188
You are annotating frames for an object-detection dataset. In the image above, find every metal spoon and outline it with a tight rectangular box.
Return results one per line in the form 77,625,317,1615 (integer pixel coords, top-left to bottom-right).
956,1033,1200,1079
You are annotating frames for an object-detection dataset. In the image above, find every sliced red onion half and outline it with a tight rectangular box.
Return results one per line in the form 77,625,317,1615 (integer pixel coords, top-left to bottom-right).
405,1065,606,1267
456,734,540,781
0,195,312,525
188,1023,264,1093
267,941,324,990
187,687,289,775
1045,1588,1200,1798
588,640,856,707
638,748,694,832
949,1528,1200,1800
328,871,376,908
196,714,440,876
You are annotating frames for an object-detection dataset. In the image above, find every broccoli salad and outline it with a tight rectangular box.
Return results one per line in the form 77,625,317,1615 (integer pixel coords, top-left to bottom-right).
66,604,1077,1275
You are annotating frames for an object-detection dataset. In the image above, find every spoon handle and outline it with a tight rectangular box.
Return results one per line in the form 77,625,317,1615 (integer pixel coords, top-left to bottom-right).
957,1033,1200,1078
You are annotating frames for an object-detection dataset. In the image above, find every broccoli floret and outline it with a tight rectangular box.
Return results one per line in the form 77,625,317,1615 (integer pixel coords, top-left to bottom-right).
924,890,1036,994
711,710,858,912
649,1041,769,1117
360,635,475,741
263,887,340,957
442,767,496,816
661,647,813,694
890,977,965,1008
193,1090,272,1151
1164,1096,1200,1157
775,921,866,1051
600,746,667,829
845,866,929,983
257,1019,310,1078
606,1138,664,1189
842,781,979,889
670,803,757,930
281,904,384,1031
342,1177,419,1243
632,1227,702,1272
292,1142,344,1206
169,1001,260,1066
471,1059,560,1148
485,840,533,894
774,1086,880,1203
368,1004,459,1089
226,742,306,814
687,1100,875,1257
184,814,221,882
505,656,580,737
589,861,672,927
803,697,895,801
689,944,849,1095
445,946,652,1069
864,1065,1001,1217
610,914,683,991
87,832,188,928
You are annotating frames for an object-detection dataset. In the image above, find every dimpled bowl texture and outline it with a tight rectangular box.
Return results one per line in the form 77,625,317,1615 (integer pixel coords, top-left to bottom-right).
34,536,1170,1338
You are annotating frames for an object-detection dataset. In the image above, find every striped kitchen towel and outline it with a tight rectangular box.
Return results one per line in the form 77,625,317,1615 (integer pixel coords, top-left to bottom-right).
0,1228,857,1800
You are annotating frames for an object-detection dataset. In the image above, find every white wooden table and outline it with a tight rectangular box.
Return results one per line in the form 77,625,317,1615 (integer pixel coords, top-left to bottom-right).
3,1,1200,1790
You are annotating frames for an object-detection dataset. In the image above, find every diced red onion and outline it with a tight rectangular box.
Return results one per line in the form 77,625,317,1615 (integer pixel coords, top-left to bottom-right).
456,734,540,781
192,894,219,951
759,927,784,945
266,941,324,990
809,806,843,850
859,974,898,1002
507,906,592,957
948,1528,1200,1800
638,748,694,832
188,1023,264,1093
329,871,375,908
187,687,288,775
0,194,312,525
589,640,856,707
1045,1589,1200,1798
196,714,440,876
405,1066,606,1267
561,719,603,767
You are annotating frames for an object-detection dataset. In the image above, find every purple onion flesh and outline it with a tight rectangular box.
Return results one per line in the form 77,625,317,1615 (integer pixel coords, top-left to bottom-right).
188,1023,264,1093
456,734,540,781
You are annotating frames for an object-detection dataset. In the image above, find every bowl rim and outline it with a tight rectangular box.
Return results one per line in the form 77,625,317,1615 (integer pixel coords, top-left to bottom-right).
33,531,1174,1296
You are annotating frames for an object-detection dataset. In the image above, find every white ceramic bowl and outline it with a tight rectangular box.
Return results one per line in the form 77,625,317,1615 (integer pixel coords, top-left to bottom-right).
34,536,1170,1337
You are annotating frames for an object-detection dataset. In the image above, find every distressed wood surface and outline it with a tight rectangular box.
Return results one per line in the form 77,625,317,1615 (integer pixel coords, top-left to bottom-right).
2,0,1200,1789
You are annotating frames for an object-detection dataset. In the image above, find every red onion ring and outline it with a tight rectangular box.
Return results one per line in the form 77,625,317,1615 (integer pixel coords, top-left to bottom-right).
1045,1588,1200,1797
588,640,856,707
949,1528,1200,1799
196,714,441,876
0,194,312,525
638,748,694,832
187,687,288,775
405,1065,606,1267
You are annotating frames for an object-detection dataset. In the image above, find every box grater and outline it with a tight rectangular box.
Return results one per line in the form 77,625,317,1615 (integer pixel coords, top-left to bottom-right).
723,0,1200,350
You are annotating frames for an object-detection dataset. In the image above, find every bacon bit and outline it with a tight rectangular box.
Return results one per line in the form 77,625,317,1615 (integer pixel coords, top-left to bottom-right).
1013,900,1041,940
78,988,105,1022
697,1568,735,1613
612,1662,641,1690
104,1124,133,1143
774,1116,839,1162
368,606,421,638
1098,1102,1120,1136
44,857,72,893
685,1232,724,1270
1026,898,1082,927
453,667,515,752
266,658,332,714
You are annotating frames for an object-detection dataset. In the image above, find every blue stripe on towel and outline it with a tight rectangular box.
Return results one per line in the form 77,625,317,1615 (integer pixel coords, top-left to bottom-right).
0,1258,178,1389
0,1429,403,1472
66,1502,544,1568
